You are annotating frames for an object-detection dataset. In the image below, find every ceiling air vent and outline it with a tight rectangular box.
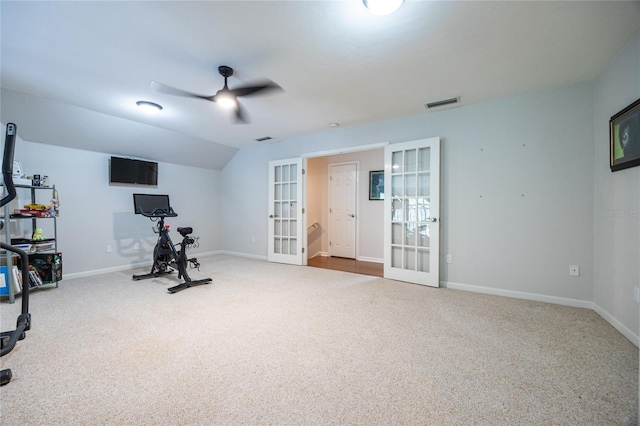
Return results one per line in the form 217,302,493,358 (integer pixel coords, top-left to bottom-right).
255,136,272,142
425,97,460,109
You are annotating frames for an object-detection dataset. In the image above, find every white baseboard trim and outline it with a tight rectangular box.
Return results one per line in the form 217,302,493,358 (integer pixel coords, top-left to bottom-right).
309,251,328,259
63,251,221,280
441,280,639,347
591,303,639,347
218,250,267,261
357,256,383,263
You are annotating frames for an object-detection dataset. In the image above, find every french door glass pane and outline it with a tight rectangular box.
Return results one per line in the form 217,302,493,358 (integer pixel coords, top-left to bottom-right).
290,239,297,255
392,199,403,221
275,184,282,201
418,173,430,197
404,174,416,196
290,182,297,200
392,151,403,173
418,148,430,172
417,249,430,272
282,165,289,182
418,224,430,247
405,248,415,270
290,202,297,219
275,166,282,183
417,198,430,222
392,175,403,197
392,223,402,245
290,164,297,180
290,221,297,237
392,246,402,268
404,223,416,246
404,149,416,173
274,238,281,254
405,198,416,222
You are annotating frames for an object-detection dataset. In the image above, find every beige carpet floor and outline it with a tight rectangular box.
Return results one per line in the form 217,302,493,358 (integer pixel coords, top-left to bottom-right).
0,254,637,425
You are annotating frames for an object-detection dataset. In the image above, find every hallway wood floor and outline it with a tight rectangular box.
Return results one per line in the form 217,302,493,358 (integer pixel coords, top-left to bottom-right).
307,256,383,277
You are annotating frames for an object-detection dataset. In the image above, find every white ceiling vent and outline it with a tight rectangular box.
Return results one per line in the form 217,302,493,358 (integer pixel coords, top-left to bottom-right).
425,97,460,110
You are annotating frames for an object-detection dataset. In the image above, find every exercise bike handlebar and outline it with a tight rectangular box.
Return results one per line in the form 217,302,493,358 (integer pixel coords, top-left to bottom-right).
137,207,178,218
1,124,18,207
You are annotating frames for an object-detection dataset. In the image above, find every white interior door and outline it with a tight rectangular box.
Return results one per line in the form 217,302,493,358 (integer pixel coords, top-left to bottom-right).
384,138,441,287
268,158,304,265
329,163,357,259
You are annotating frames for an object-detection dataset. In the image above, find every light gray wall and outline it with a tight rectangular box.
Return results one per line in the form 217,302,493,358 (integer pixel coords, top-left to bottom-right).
593,32,640,338
307,149,384,261
1,132,221,276
222,82,596,305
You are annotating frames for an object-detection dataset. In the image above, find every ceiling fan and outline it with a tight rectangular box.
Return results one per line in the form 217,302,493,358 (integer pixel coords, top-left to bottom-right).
150,65,282,123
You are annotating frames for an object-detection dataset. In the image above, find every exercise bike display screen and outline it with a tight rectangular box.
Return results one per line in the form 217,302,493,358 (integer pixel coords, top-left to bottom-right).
133,193,171,215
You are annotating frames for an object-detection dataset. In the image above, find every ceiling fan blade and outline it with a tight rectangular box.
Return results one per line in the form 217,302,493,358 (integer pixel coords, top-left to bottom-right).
230,81,282,98
150,81,213,101
234,102,249,124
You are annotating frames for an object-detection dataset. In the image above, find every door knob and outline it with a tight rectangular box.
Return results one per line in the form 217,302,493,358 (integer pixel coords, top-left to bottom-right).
269,214,279,219
429,217,438,223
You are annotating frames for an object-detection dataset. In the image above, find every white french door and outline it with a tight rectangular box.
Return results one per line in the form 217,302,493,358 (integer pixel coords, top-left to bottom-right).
268,158,304,265
329,162,357,259
384,138,441,287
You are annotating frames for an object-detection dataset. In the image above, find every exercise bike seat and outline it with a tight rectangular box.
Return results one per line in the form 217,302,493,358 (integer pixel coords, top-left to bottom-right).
177,227,193,237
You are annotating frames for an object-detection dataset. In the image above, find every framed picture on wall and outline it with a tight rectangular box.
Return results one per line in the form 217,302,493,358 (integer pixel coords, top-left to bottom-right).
610,98,640,172
369,170,384,200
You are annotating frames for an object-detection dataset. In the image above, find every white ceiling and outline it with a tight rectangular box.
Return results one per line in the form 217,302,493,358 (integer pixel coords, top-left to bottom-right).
1,1,639,170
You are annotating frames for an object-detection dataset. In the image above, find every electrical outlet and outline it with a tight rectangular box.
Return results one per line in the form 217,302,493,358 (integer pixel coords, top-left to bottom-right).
569,265,579,276
106,244,113,253
446,254,452,264
634,287,640,303
134,242,140,250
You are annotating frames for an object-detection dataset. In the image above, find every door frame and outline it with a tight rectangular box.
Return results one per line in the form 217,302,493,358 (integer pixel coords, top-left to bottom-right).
302,142,387,265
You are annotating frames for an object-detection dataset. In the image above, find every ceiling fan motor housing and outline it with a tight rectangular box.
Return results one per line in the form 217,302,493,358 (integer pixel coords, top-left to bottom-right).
218,65,233,78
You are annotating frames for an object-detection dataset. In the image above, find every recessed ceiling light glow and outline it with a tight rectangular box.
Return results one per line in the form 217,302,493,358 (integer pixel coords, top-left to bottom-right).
136,101,162,114
362,0,404,16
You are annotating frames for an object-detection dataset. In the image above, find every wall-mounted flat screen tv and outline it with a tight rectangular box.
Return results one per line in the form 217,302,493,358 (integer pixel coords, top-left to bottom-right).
109,156,158,186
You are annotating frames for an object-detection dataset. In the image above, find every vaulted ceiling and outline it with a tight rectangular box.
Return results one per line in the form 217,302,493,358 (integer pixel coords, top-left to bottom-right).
1,1,639,170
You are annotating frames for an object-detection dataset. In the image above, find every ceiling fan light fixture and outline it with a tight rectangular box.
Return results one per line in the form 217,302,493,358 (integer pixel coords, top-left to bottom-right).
362,0,404,16
216,92,237,109
136,101,162,113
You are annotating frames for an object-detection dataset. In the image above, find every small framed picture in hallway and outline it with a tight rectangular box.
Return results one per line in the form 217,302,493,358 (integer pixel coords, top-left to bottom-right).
369,170,384,200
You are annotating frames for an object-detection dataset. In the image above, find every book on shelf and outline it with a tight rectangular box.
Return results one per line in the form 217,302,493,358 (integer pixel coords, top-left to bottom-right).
0,266,8,295
11,265,22,293
28,269,43,288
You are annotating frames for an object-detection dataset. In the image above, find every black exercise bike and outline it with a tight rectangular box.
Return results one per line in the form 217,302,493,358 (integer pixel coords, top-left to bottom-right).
1,123,32,386
131,194,211,293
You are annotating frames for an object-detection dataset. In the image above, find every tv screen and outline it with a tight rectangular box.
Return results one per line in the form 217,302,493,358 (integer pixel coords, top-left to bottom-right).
110,156,158,185
133,193,170,215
